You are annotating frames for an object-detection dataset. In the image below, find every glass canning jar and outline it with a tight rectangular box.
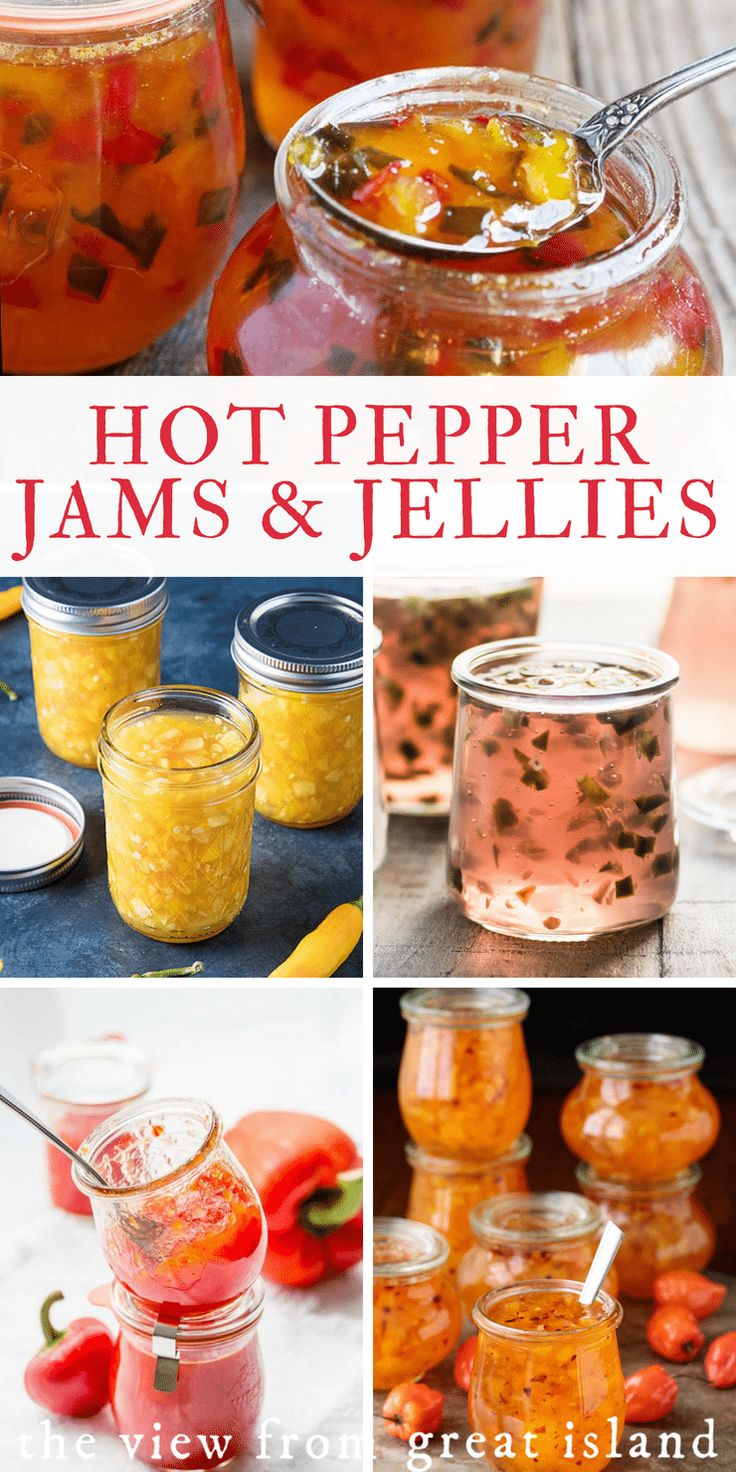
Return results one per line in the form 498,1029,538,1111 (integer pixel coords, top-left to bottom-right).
373,577,542,815
398,988,532,1160
561,1033,720,1182
448,638,680,940
406,1135,532,1270
98,686,261,942
577,1164,716,1300
470,1281,625,1472
373,1216,461,1390
456,1191,617,1320
0,0,245,373
231,589,363,829
33,1038,151,1215
373,625,388,871
73,1097,267,1311
207,69,721,378
23,577,168,768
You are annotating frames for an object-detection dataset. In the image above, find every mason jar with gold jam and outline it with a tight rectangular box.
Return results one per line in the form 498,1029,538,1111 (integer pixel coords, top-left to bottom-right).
561,1034,720,1182
98,686,261,942
577,1164,716,1300
22,578,168,767
373,1216,461,1390
456,1192,617,1320
0,0,245,373
406,1136,532,1270
398,988,531,1160
232,588,363,829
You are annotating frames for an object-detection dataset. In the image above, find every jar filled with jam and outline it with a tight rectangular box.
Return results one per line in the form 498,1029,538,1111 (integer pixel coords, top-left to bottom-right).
577,1164,716,1300
373,1216,461,1390
406,1136,532,1269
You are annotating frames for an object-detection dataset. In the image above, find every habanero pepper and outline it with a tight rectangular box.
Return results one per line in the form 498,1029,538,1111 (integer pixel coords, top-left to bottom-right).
24,1291,115,1417
225,1110,363,1288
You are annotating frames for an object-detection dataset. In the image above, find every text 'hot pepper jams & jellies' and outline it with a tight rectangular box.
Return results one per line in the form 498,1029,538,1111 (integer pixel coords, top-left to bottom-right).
406,1135,532,1270
373,1216,462,1390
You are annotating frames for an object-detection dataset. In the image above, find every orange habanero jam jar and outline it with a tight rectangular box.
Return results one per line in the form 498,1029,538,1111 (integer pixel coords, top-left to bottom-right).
577,1164,716,1300
406,1135,532,1269
561,1033,720,1182
0,0,244,372
398,988,532,1160
373,1216,461,1390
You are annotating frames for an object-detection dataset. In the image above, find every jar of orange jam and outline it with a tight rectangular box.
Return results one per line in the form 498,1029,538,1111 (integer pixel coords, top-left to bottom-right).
398,988,532,1160
406,1136,532,1269
576,1164,716,1300
231,589,363,829
0,0,244,373
98,686,261,942
456,1192,617,1320
561,1033,720,1182
470,1281,625,1472
373,1216,461,1390
23,578,168,768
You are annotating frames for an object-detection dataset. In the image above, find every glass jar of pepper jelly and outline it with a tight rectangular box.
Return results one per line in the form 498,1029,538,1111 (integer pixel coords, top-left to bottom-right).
0,0,245,373
406,1135,532,1270
110,1280,265,1469
23,578,168,768
398,988,532,1160
208,70,721,377
576,1164,716,1300
231,589,363,828
373,1216,462,1390
73,1097,267,1311
561,1033,720,1182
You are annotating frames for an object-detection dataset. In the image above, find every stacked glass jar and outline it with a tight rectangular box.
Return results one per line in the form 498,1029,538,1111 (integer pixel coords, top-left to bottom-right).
561,1033,720,1299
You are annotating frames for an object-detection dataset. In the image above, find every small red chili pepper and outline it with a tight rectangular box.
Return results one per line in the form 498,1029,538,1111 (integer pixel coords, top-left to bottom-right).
23,1291,115,1417
352,160,403,205
705,1332,736,1388
653,1271,727,1321
104,61,137,124
624,1365,678,1423
383,1383,444,1441
453,1335,477,1391
646,1304,704,1364
102,125,164,167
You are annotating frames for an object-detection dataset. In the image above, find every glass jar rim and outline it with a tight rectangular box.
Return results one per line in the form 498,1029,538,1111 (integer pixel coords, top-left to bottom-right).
405,1134,532,1176
469,1191,601,1245
0,0,202,35
374,1216,450,1279
473,1278,622,1341
232,589,363,693
576,1161,703,1199
452,637,679,710
99,685,262,782
71,1096,221,1200
400,986,529,1028
576,1032,704,1078
22,578,168,637
33,1039,152,1106
111,1278,265,1342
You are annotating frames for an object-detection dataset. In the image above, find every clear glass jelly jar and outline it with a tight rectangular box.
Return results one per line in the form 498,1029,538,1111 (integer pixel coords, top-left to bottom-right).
33,1038,151,1216
398,988,531,1160
0,0,244,374
470,1281,625,1472
373,1216,461,1390
23,577,168,768
448,638,680,940
577,1164,716,1300
110,1280,265,1469
374,577,542,815
406,1135,532,1270
456,1192,617,1320
98,686,261,942
207,70,721,377
73,1097,267,1311
561,1033,720,1182
232,588,363,829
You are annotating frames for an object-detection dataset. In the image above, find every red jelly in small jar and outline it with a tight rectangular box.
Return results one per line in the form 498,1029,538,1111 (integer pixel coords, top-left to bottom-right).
73,1098,267,1310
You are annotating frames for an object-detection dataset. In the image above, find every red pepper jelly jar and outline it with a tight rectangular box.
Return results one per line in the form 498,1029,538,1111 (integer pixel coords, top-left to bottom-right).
110,1280,265,1470
33,1039,152,1216
72,1098,267,1311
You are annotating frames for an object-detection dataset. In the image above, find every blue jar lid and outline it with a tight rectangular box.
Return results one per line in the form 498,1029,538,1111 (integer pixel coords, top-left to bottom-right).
22,578,168,635
232,589,363,691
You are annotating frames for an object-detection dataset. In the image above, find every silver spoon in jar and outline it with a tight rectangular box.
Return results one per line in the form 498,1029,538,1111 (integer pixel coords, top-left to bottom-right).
0,1083,109,1187
295,44,736,255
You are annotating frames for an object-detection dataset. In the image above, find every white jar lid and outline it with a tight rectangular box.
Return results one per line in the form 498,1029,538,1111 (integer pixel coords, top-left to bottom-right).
0,777,85,892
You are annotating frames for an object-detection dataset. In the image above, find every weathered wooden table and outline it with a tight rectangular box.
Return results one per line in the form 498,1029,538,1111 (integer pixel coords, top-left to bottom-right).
116,0,736,374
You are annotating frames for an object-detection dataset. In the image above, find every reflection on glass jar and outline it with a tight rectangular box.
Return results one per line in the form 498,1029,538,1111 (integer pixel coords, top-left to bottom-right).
398,988,531,1159
0,0,244,373
576,1164,716,1300
373,625,388,870
373,1216,461,1390
406,1136,532,1270
208,71,721,378
659,579,736,754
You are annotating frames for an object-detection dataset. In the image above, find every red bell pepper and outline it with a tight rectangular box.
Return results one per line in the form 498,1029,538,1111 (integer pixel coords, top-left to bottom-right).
225,1110,363,1288
24,1291,115,1417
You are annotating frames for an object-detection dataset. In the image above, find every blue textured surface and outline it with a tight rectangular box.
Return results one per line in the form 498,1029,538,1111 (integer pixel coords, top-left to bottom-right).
0,577,363,979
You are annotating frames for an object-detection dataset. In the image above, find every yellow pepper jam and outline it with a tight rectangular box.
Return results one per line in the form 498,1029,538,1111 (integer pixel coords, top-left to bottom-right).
470,1282,625,1472
398,988,532,1160
456,1192,617,1321
561,1033,720,1183
207,71,721,378
373,1216,462,1390
576,1164,716,1301
231,589,363,829
0,0,245,373
98,686,261,943
405,1136,532,1270
22,577,168,768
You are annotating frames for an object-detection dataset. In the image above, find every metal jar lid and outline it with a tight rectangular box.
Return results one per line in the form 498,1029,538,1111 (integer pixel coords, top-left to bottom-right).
0,777,85,892
22,577,169,636
232,589,363,692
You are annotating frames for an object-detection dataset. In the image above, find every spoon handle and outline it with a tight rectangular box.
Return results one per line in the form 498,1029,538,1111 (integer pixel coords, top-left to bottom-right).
578,45,736,162
0,1084,108,1187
